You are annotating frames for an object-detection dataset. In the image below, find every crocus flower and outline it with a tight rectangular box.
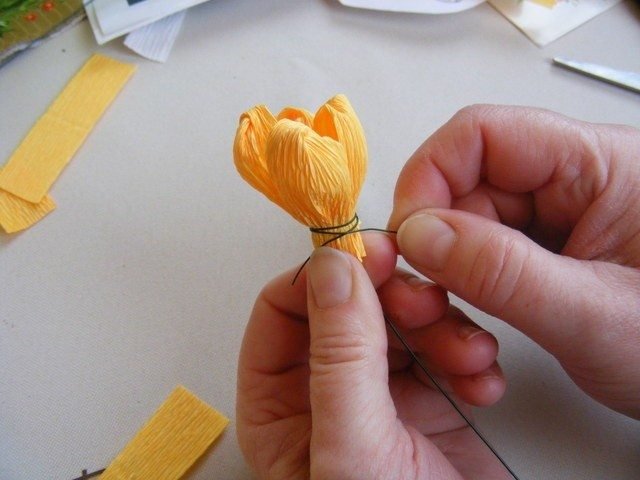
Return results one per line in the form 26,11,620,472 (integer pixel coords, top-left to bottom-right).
233,94,368,260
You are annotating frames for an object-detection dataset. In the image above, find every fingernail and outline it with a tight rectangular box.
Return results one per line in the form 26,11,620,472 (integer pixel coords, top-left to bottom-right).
308,247,353,309
475,366,501,381
402,273,430,291
397,213,456,272
457,323,489,341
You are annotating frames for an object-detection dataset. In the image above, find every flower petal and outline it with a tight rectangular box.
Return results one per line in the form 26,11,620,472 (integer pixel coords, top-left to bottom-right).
313,94,368,198
266,119,365,258
233,105,283,207
277,107,314,127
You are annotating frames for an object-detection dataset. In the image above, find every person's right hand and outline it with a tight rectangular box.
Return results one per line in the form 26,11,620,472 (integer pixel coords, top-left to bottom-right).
388,105,640,419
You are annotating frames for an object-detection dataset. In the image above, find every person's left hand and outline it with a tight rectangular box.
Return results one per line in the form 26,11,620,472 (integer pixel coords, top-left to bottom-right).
237,233,508,479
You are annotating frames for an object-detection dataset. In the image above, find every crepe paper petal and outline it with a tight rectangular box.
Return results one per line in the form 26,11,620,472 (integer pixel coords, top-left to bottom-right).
277,107,315,127
0,54,136,203
266,120,350,222
233,105,284,208
100,386,228,480
314,94,367,199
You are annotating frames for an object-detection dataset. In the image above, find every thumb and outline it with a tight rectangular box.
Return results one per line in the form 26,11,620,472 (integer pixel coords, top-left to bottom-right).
306,247,397,472
396,209,605,356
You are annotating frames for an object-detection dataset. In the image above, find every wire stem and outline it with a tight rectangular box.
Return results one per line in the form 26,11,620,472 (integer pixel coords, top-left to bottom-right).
385,316,520,480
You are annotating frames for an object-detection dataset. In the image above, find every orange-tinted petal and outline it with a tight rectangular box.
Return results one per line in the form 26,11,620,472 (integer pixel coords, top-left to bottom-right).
233,105,282,207
277,107,314,127
313,94,367,198
265,119,365,258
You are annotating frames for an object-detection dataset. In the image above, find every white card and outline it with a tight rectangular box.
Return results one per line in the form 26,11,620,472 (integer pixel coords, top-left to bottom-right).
489,0,623,46
338,0,485,15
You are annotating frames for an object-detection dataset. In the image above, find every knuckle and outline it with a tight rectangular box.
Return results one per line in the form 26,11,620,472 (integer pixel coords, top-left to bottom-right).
456,103,491,120
468,230,531,316
309,326,371,374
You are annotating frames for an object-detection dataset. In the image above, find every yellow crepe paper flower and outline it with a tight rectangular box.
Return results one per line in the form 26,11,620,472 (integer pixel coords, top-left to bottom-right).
233,94,367,260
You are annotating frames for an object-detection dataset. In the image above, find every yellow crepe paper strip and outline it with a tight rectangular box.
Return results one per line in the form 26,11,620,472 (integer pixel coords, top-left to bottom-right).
0,54,136,204
0,185,56,234
100,386,229,480
528,0,557,7
233,94,368,260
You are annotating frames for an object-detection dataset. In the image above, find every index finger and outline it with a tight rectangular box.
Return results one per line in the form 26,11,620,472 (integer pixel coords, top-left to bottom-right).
388,105,609,231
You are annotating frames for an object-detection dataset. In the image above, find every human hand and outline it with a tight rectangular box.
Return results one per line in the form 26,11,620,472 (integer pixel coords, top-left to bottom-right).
237,234,510,479
389,105,640,419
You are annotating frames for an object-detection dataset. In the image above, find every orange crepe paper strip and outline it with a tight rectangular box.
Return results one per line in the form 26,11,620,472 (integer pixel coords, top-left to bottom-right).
100,386,228,480
0,54,136,204
0,185,56,233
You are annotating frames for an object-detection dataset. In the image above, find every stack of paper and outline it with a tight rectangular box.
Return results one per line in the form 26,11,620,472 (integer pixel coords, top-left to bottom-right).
85,0,208,44
123,11,187,62
85,0,210,62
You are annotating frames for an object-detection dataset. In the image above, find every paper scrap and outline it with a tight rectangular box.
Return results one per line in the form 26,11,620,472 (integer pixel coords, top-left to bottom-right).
85,0,208,44
0,54,135,204
100,386,229,480
338,0,485,15
489,0,622,46
528,0,557,8
0,185,56,234
124,10,186,63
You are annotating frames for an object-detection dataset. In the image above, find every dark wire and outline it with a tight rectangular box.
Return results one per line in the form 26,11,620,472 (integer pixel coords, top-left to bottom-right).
291,226,397,285
71,469,105,480
309,214,361,234
385,317,521,480
293,222,520,479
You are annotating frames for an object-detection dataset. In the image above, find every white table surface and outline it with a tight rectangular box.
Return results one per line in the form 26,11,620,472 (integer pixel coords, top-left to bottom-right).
1,1,639,479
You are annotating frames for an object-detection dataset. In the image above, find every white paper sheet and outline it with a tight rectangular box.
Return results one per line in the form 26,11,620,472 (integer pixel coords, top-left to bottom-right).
338,0,485,15
489,0,623,46
124,10,186,62
85,0,208,44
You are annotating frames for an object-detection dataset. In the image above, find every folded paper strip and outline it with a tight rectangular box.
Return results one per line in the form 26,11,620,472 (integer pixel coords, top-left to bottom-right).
0,54,135,233
0,182,56,234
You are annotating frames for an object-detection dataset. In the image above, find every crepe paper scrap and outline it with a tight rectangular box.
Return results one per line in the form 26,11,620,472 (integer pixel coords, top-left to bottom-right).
124,10,186,63
489,0,622,47
0,0,85,67
234,94,368,260
0,54,135,204
527,0,557,8
338,0,485,15
0,185,56,234
100,386,229,480
85,0,208,44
